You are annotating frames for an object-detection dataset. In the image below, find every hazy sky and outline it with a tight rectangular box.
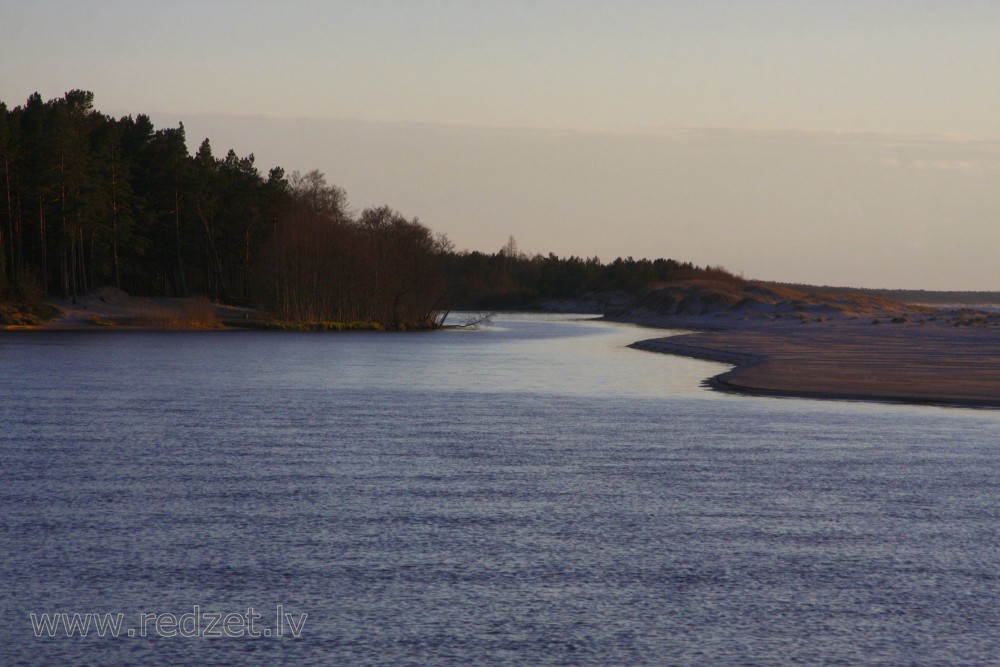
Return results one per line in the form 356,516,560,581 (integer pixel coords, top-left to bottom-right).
3,0,999,289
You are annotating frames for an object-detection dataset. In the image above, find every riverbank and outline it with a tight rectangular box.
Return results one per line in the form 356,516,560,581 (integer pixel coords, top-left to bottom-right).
11,285,1000,409
0,287,261,331
1,287,442,331
621,312,1000,408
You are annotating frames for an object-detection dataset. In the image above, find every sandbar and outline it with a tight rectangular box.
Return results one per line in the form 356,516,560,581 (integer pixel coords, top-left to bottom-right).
624,315,1000,409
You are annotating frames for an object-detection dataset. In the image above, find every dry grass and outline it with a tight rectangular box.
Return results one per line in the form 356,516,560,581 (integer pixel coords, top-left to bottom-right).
95,300,222,329
0,302,61,326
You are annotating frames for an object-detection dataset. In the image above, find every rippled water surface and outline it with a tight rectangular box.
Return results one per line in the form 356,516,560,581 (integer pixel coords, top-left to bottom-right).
3,314,1000,665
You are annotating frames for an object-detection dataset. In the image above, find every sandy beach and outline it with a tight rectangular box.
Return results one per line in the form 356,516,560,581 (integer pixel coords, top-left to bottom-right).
625,314,1000,408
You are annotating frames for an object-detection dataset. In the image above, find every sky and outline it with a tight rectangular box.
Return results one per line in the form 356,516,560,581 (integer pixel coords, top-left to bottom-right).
2,0,999,289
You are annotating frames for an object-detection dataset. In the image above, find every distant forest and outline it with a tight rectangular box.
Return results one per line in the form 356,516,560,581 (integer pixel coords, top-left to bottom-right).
1,90,732,326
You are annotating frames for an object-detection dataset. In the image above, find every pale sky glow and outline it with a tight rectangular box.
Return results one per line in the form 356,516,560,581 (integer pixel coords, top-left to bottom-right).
3,0,999,289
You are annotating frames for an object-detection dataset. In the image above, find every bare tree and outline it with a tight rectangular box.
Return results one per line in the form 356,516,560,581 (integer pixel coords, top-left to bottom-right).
287,170,348,220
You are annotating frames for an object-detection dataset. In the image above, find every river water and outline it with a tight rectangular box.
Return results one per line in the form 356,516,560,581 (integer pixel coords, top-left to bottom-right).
2,314,999,665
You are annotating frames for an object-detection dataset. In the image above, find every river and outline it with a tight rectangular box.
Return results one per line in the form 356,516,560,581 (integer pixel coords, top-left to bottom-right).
2,314,999,665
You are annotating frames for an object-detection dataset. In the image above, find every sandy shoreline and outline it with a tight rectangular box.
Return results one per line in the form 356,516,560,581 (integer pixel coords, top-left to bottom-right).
621,314,1000,409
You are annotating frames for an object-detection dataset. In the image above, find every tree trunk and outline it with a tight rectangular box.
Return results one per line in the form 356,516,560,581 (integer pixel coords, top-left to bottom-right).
79,226,88,294
174,188,187,296
38,205,46,293
110,153,121,289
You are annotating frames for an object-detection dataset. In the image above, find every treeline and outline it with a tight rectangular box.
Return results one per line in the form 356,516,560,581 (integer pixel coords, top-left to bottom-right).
1,90,736,325
448,237,740,308
0,91,450,327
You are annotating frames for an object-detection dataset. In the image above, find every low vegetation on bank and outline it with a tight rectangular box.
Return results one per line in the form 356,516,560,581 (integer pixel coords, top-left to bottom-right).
616,278,931,320
0,302,59,326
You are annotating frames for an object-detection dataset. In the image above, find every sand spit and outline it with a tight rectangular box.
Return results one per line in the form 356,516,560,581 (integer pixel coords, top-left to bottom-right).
625,315,1000,408
609,279,1000,408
